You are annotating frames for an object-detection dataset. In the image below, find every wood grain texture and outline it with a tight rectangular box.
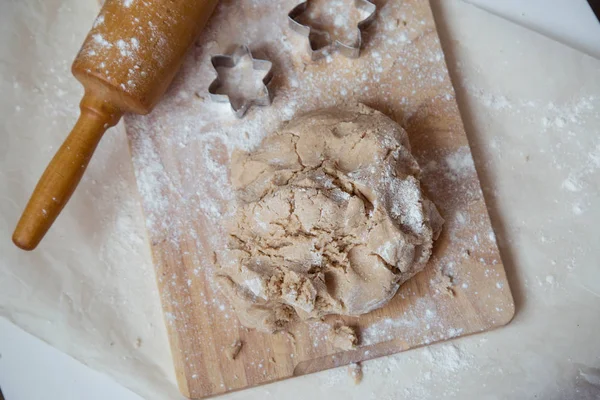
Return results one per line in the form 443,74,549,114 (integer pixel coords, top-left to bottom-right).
124,0,515,398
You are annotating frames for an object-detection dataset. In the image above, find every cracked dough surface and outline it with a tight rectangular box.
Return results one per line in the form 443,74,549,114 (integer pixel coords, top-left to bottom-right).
217,104,443,333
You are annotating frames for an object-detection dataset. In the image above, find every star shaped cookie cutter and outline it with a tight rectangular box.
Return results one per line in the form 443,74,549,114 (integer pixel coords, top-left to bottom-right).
288,0,377,60
208,45,274,118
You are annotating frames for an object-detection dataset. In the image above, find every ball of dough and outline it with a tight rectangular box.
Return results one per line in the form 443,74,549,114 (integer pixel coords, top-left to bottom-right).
217,104,443,333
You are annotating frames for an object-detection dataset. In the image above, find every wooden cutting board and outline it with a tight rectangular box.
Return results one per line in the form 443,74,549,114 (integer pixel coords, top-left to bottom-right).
123,0,514,397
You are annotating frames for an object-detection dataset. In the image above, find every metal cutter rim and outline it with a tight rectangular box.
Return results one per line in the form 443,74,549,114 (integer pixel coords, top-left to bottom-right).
207,45,274,118
287,0,377,60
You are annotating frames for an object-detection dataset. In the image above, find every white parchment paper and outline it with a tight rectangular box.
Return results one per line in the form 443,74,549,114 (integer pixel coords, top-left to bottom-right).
1,1,599,399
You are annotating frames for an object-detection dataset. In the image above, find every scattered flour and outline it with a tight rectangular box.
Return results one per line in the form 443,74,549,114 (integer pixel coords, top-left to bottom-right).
93,14,105,28
445,146,476,179
422,344,468,372
92,33,112,48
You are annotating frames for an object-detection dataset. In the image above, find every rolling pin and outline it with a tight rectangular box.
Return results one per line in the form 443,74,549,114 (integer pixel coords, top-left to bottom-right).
13,0,219,250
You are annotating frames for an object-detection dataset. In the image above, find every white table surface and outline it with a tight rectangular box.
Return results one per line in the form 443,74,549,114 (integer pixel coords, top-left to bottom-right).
1,1,599,399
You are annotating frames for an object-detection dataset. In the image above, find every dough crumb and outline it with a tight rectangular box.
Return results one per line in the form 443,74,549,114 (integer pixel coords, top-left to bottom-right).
282,331,297,349
434,271,455,297
329,324,358,350
225,340,243,360
347,362,363,385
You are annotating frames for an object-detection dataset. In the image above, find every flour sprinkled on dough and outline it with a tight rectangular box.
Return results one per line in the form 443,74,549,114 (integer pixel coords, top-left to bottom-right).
217,104,443,332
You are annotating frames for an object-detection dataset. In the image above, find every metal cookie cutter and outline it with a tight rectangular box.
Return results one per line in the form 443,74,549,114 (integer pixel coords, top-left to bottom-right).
288,0,377,60
208,45,273,118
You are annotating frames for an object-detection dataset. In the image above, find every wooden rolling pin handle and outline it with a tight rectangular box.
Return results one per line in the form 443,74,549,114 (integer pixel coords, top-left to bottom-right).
12,93,122,251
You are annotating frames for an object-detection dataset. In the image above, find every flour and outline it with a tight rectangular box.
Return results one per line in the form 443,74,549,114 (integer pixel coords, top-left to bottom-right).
361,298,437,345
77,1,174,92
128,133,172,232
92,33,112,49
116,39,132,57
361,296,466,345
422,344,467,372
562,177,581,192
342,341,476,398
445,146,476,179
461,78,600,234
93,15,105,29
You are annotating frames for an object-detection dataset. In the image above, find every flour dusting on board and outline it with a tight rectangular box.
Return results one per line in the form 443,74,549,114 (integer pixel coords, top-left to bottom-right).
123,0,512,395
361,297,465,345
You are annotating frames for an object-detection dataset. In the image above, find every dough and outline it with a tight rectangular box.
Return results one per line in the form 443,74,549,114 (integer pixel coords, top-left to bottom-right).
217,104,443,333
347,363,363,385
225,340,242,360
329,324,358,351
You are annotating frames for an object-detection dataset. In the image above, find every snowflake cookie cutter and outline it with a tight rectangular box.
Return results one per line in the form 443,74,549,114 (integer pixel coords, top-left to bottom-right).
208,45,274,118
287,0,377,60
